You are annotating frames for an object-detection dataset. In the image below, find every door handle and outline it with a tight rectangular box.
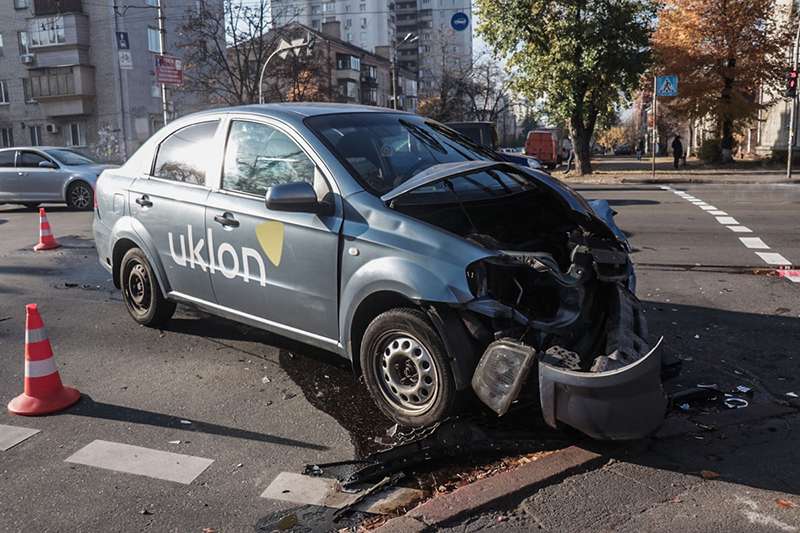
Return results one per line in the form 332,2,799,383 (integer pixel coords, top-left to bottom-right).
135,195,153,208
214,213,239,228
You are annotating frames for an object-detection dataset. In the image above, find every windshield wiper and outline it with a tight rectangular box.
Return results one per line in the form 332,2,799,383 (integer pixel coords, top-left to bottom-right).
399,120,447,154
443,178,479,235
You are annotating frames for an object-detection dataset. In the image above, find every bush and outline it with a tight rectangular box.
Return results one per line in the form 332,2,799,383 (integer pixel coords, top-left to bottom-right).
698,138,722,163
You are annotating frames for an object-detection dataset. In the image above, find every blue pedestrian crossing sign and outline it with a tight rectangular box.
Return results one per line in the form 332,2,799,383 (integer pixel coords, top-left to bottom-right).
656,75,678,97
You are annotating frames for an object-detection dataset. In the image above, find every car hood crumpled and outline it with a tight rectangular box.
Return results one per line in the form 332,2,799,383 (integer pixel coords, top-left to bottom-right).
380,161,618,240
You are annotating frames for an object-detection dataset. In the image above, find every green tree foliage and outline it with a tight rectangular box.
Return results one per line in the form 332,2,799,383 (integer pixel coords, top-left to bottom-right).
476,0,656,174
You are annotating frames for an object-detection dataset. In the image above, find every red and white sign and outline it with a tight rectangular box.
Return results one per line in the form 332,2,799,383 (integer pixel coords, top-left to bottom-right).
155,55,183,86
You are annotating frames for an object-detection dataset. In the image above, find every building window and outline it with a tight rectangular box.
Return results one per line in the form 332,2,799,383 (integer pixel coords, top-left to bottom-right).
336,54,360,71
18,31,30,55
0,34,4,57
0,81,8,104
147,27,162,53
14,0,29,9
0,128,13,147
338,80,359,99
29,125,42,146
146,0,159,6
361,17,367,28
311,19,320,29
359,2,366,11
27,67,75,98
151,76,161,98
29,17,65,47
65,122,86,146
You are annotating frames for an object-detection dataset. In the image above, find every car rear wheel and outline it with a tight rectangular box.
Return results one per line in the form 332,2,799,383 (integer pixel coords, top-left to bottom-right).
360,308,456,427
66,181,93,211
120,248,176,327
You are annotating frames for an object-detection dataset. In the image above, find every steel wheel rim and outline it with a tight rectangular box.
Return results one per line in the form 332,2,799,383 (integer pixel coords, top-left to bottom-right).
125,262,151,315
70,184,91,209
374,332,439,415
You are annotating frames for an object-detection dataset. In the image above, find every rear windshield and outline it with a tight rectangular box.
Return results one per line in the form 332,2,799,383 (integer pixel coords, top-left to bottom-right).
305,113,502,196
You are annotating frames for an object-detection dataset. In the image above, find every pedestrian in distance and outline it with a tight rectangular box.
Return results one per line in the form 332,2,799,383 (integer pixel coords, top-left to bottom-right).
636,138,645,160
671,135,683,169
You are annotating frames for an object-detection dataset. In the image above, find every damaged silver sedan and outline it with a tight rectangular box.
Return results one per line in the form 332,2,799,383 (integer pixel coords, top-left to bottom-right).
96,105,666,441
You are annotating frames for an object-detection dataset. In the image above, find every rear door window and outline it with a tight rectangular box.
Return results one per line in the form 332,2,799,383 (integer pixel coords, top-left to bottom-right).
152,120,219,186
0,151,15,167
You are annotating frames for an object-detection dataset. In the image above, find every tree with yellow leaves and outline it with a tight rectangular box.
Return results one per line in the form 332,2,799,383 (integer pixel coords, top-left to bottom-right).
652,0,794,161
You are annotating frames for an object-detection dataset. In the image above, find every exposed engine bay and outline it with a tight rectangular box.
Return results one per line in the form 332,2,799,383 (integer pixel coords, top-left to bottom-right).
394,185,667,440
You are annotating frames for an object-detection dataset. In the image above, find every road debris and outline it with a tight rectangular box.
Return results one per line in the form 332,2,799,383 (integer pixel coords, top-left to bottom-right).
723,397,749,409
735,385,753,396
168,440,181,445
261,376,271,384
776,498,797,509
179,419,192,425
700,470,720,480
786,392,799,399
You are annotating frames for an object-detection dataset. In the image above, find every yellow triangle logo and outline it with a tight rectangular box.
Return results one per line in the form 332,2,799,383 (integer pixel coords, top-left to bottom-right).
255,220,284,267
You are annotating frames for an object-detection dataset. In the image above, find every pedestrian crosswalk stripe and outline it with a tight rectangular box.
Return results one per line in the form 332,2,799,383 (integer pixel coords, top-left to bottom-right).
709,210,728,216
739,237,770,250
755,252,792,266
65,440,213,484
716,216,739,225
0,424,40,451
727,226,752,233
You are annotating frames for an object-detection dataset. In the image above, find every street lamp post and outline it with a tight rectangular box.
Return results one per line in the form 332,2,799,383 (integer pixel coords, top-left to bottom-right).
392,32,417,110
258,35,315,105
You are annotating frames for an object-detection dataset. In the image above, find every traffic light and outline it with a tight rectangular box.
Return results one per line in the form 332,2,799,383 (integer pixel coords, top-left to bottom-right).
787,68,798,98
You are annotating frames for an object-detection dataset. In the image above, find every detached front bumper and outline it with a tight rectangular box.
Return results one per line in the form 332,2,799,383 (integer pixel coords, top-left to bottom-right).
538,339,665,440
470,285,667,440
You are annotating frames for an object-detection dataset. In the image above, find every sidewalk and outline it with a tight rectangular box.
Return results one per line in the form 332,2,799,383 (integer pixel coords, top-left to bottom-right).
558,156,795,185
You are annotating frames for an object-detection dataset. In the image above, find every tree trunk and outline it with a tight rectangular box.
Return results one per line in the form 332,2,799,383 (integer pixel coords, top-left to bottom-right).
720,114,734,163
570,119,593,175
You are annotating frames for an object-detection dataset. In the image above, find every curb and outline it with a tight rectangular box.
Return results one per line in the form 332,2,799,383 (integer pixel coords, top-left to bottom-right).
374,446,604,532
564,177,796,186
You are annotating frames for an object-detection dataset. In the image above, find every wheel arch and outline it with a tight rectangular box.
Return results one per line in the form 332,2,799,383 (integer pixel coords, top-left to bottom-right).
110,222,171,296
62,177,92,203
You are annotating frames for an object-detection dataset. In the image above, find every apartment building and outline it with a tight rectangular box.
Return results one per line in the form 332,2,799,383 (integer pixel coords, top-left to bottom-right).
271,0,472,95
262,21,417,112
0,0,208,161
271,0,396,53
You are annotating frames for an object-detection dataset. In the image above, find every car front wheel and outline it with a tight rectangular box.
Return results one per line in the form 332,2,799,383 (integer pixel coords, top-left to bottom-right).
120,247,176,327
360,308,457,427
66,181,93,210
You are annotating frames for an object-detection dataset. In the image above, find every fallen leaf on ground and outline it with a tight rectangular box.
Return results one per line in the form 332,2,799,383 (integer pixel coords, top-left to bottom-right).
777,498,797,509
700,470,720,480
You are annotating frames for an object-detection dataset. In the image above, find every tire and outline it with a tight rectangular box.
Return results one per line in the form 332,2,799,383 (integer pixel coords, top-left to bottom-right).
119,247,176,327
360,308,457,427
66,181,93,210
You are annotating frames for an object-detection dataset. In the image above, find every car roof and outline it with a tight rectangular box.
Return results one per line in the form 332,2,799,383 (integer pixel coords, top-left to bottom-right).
0,146,73,152
190,102,409,122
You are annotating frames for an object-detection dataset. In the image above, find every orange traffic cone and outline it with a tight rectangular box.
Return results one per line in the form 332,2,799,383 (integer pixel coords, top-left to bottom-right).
33,207,61,251
8,304,80,416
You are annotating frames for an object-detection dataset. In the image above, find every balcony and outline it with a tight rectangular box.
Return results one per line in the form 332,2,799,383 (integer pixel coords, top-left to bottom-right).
23,13,91,67
26,64,95,116
34,0,82,15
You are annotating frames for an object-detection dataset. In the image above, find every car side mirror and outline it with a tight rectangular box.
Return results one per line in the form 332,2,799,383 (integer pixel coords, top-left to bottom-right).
265,181,325,214
39,160,57,169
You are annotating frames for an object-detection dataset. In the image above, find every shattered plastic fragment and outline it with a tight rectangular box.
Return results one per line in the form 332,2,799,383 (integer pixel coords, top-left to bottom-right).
723,397,748,409
777,498,797,509
787,392,799,398
180,420,192,425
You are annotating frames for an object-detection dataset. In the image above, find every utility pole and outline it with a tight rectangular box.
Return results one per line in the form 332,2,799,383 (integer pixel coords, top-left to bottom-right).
788,15,800,179
157,0,169,126
652,76,657,178
112,0,128,158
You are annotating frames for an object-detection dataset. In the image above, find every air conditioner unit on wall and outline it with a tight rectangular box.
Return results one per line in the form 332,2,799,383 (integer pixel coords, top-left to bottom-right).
20,54,36,65
46,123,59,134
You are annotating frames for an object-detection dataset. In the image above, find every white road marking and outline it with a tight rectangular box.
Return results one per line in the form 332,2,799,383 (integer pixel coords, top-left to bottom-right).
261,472,423,514
727,226,753,233
65,440,213,484
739,237,770,249
709,210,728,216
755,252,792,266
0,424,40,451
716,216,739,225
699,205,717,210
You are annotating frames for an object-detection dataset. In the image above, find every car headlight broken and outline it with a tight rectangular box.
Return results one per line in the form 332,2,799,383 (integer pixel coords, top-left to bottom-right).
471,339,536,416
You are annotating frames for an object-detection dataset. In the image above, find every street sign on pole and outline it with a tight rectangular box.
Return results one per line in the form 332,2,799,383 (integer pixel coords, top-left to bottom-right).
656,75,678,97
155,55,183,86
118,50,133,70
450,12,469,32
116,31,130,50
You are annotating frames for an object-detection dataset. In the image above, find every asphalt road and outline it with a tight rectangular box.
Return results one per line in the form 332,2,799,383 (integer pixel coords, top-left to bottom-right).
1,183,799,532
